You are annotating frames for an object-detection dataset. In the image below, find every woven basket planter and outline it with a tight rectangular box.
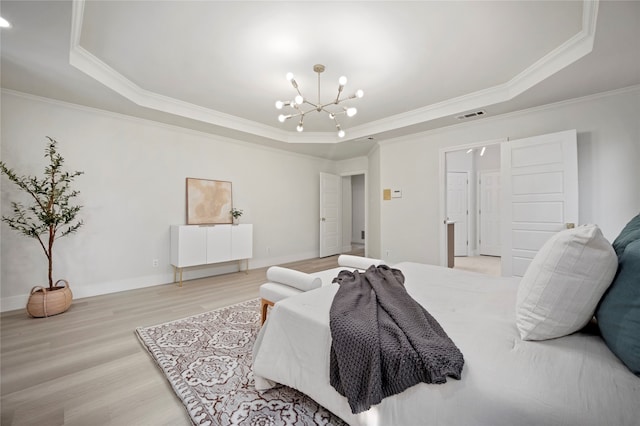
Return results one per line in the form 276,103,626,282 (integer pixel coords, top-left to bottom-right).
27,279,73,318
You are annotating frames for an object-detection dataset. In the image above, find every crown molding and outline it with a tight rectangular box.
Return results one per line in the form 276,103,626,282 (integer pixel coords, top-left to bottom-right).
378,83,639,148
0,88,342,163
69,0,599,145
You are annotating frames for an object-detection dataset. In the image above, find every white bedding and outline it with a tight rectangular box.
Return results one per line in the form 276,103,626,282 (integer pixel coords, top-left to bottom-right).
253,262,640,426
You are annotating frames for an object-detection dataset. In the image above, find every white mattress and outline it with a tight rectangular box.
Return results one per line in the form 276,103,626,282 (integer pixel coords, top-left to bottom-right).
253,262,640,426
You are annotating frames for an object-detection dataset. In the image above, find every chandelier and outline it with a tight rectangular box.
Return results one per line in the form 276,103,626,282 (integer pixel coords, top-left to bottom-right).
276,64,363,138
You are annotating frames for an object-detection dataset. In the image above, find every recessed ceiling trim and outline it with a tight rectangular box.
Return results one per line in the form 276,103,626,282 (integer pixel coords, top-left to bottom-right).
69,0,598,145
507,0,598,98
344,1,599,137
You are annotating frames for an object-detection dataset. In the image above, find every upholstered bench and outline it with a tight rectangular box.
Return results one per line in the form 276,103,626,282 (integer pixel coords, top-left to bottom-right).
259,255,383,324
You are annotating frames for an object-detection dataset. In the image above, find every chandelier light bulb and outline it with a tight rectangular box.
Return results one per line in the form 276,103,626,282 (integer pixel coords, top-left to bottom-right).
329,113,335,119
278,114,286,123
296,124,304,132
338,129,345,138
346,107,357,117
295,95,304,105
275,100,284,109
356,89,364,98
286,72,294,81
338,76,347,86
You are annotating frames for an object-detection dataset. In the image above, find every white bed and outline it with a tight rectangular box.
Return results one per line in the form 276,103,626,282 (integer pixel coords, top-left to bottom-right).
253,262,640,426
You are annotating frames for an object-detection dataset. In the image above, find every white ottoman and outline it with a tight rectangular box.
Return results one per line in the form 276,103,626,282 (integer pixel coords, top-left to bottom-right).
259,255,384,324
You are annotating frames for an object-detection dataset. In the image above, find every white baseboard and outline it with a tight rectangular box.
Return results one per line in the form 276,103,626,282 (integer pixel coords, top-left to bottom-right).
1,252,320,313
1,294,30,313
1,272,175,313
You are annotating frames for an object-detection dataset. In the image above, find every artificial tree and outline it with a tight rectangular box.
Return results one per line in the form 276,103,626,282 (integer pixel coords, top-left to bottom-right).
0,136,84,290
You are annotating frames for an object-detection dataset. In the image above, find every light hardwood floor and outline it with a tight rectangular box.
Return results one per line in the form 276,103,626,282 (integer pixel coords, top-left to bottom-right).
1,252,359,426
453,255,501,276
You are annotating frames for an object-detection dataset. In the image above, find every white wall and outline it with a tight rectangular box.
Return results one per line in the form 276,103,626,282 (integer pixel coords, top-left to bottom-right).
476,144,500,171
0,91,336,311
4,87,638,310
378,86,640,265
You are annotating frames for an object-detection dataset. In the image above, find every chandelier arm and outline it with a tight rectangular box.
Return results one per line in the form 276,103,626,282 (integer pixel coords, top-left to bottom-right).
319,101,345,110
321,106,345,116
285,111,307,120
292,104,316,115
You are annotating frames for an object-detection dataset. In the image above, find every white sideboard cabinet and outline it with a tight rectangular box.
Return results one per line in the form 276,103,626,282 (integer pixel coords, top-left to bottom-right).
170,224,253,286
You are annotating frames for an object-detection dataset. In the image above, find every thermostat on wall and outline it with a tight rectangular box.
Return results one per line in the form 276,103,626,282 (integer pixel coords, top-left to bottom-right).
392,189,402,198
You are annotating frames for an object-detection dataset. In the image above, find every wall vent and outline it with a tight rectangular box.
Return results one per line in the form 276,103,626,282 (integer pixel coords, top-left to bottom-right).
456,110,486,120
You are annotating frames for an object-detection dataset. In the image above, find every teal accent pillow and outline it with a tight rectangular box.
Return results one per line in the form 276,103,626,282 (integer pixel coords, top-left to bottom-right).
611,213,640,258
596,238,640,375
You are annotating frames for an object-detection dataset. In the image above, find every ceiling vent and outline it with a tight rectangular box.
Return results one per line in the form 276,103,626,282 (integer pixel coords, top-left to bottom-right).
456,110,486,120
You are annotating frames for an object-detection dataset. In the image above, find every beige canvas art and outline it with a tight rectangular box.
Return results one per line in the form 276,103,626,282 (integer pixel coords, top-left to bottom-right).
186,178,232,224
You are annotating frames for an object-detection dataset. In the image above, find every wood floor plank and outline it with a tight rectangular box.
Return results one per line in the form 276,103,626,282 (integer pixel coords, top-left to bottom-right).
0,251,360,426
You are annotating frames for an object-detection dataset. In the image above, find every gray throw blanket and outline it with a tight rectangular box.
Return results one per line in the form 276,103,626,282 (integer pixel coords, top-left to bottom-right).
329,264,464,414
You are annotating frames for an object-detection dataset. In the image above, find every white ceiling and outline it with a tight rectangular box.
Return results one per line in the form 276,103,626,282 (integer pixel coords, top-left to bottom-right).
1,1,639,160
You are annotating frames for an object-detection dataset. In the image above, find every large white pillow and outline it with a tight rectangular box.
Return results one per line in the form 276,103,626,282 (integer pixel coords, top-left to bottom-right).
516,224,617,341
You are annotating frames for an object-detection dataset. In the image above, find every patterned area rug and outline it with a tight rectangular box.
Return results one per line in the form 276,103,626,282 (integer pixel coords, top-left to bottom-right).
136,298,346,426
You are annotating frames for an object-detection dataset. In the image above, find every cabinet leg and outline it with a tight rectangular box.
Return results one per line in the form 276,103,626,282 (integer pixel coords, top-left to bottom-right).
173,266,183,287
239,259,249,274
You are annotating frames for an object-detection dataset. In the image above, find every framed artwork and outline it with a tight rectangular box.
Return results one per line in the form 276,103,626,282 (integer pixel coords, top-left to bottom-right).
186,178,232,225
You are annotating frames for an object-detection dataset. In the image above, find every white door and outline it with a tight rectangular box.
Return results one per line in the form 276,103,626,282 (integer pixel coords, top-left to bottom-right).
319,172,342,258
501,129,578,277
479,171,501,256
447,172,468,257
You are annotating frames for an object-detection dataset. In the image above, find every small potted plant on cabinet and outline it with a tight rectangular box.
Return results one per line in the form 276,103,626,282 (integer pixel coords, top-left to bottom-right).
230,207,243,225
0,137,84,318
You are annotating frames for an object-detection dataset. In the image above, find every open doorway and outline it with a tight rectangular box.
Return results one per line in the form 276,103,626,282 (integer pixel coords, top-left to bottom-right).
341,173,366,257
440,130,578,277
320,171,367,258
442,141,503,276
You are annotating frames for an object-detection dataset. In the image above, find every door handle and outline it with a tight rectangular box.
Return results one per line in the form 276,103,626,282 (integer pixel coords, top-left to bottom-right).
321,217,326,221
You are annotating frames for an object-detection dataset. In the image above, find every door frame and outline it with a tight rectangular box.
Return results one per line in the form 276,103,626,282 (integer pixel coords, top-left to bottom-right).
438,138,506,268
